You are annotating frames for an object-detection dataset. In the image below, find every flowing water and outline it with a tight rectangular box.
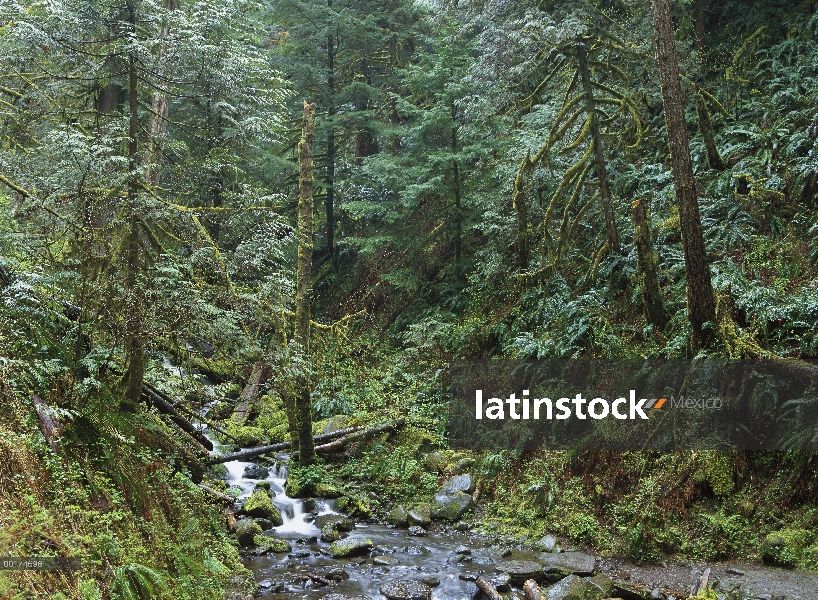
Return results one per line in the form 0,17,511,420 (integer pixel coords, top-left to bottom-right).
184,363,818,600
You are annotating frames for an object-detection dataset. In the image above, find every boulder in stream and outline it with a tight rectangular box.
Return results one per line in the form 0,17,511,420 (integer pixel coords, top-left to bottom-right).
235,519,263,546
314,514,355,531
328,538,373,558
540,551,596,581
536,534,558,552
407,503,432,527
320,523,341,542
407,526,426,537
495,560,545,584
387,504,409,527
543,574,604,600
379,580,432,600
430,490,472,521
243,490,283,525
243,465,269,479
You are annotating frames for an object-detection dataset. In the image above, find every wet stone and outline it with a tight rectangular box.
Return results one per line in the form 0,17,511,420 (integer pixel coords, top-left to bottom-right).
544,574,603,600
328,538,373,558
408,526,426,537
407,503,432,527
388,505,409,527
496,559,545,584
325,568,349,581
373,556,400,566
454,545,471,555
243,465,269,479
540,551,596,581
439,474,475,495
490,572,511,591
420,576,440,587
314,514,355,531
379,580,432,600
536,534,557,553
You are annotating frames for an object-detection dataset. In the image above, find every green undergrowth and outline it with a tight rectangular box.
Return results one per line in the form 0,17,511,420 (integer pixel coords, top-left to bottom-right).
0,378,251,600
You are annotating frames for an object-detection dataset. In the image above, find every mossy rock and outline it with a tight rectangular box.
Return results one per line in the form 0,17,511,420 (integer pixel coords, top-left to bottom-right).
430,491,472,521
328,538,373,558
225,424,266,447
408,503,432,527
761,529,810,567
235,519,263,546
254,481,271,492
336,494,372,519
253,536,291,553
423,452,447,473
542,574,603,600
387,505,409,527
243,490,283,525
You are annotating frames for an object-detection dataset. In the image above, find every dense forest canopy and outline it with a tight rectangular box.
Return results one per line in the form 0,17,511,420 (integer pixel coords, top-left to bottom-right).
1,0,818,597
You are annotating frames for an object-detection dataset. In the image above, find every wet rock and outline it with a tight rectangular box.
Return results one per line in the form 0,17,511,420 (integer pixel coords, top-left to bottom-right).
321,523,340,542
536,534,558,552
455,545,471,555
408,526,426,537
302,498,317,512
439,474,475,495
374,555,399,565
254,518,273,530
458,572,479,582
543,574,603,600
379,580,432,600
289,550,311,559
587,574,614,597
453,458,475,475
454,522,470,532
405,546,429,555
243,465,269,479
420,576,440,587
315,514,355,531
328,538,373,558
431,491,472,521
256,538,291,553
325,568,349,581
269,482,285,494
490,572,511,591
611,580,653,600
540,551,596,581
423,452,447,473
388,505,409,527
235,519,263,546
243,490,283,525
273,501,294,520
254,481,271,492
496,560,544,584
408,503,432,527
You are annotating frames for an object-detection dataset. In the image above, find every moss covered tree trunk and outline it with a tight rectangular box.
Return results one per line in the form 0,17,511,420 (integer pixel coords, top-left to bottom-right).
632,199,666,328
121,0,146,410
576,41,621,254
651,0,716,351
293,101,317,467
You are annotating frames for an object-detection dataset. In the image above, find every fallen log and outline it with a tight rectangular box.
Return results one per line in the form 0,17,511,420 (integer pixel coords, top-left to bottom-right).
143,382,240,443
198,483,234,503
142,385,214,451
207,420,405,465
475,576,503,600
291,419,406,458
523,579,543,600
303,573,332,587
32,395,63,452
206,424,368,465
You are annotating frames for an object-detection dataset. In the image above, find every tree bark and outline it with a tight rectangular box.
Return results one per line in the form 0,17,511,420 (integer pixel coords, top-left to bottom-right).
632,199,666,328
326,1,336,268
523,579,543,600
694,0,705,52
576,41,621,254
121,0,147,410
294,101,317,466
512,157,530,269
651,0,716,351
475,577,503,600
232,361,268,425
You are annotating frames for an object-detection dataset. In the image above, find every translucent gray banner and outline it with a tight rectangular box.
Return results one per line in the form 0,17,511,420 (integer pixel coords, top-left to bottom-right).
448,360,818,450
